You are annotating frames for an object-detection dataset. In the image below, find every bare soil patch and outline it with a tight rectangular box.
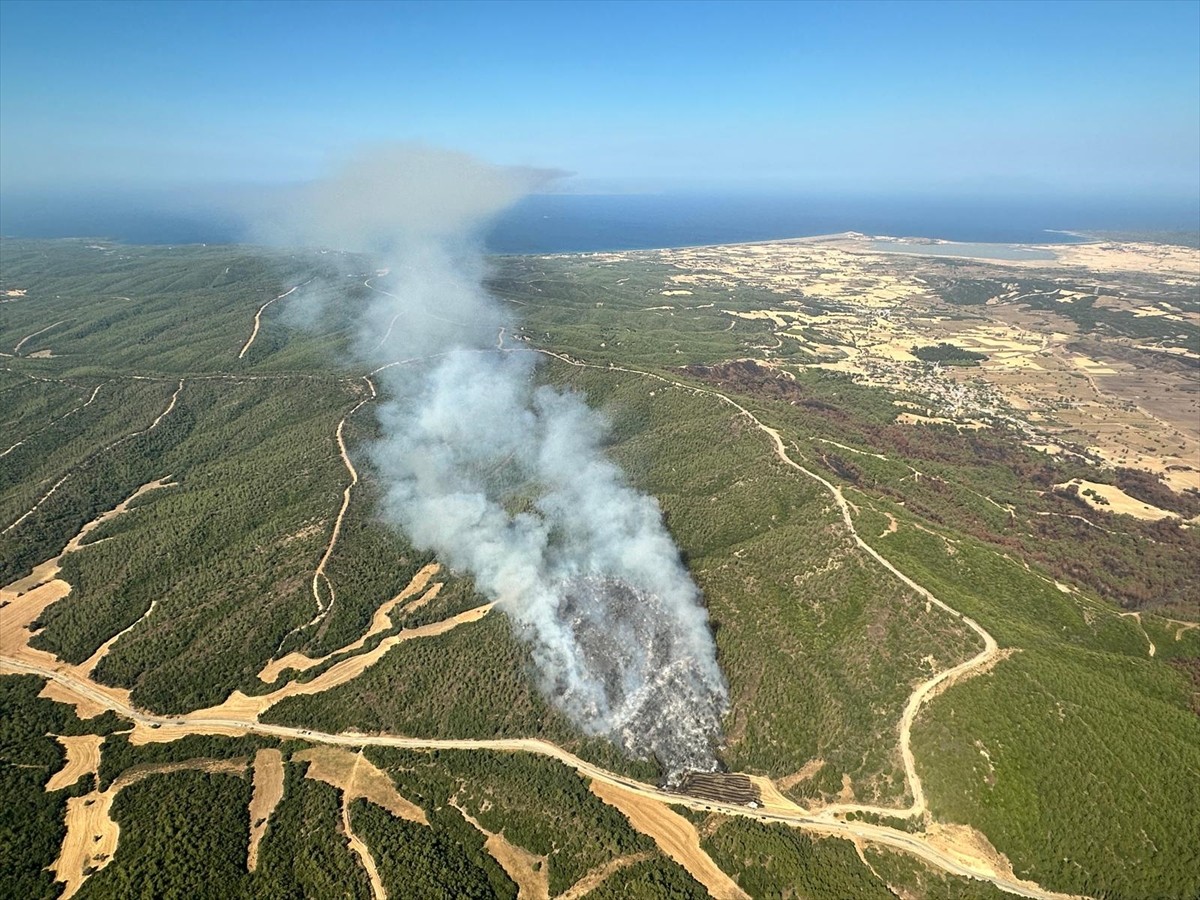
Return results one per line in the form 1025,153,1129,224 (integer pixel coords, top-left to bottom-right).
46,734,104,792
295,746,426,824
923,821,1017,883
453,799,548,900
761,766,819,804
247,748,285,871
589,779,749,900
259,563,443,683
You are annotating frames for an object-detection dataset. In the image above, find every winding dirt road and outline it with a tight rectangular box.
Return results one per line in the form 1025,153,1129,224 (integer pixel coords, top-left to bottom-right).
527,349,1003,823
1,381,106,460
13,319,66,355
274,377,378,650
1,342,1080,900
237,280,313,359
0,654,1075,900
2,473,71,535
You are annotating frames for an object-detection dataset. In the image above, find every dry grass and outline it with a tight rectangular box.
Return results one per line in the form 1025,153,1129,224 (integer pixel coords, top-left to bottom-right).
45,734,104,792
1056,479,1182,521
400,581,442,615
1,480,177,722
588,779,749,900
53,790,119,899
295,747,422,900
295,746,426,824
247,748,285,871
453,799,548,900
632,235,1200,496
258,563,444,684
145,602,496,736
53,758,247,899
0,579,70,654
753,772,813,811
37,679,111,719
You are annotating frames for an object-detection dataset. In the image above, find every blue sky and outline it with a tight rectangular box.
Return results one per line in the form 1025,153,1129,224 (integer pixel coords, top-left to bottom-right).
1,0,1197,197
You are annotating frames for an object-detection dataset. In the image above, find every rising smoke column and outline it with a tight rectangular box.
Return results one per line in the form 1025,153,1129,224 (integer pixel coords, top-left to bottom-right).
274,146,728,776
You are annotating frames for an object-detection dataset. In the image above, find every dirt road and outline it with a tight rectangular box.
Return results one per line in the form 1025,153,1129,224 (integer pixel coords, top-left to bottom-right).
527,349,1005,823
274,381,378,648
2,652,1078,900
237,280,313,359
2,346,1080,900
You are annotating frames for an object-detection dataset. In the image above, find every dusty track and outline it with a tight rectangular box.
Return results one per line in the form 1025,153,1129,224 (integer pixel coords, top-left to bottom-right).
1120,612,1156,657
338,754,387,900
275,376,378,650
101,378,184,454
238,281,312,359
1,381,106,459
1,346,1078,900
81,600,158,675
2,473,71,535
527,349,1003,822
148,379,184,430
13,319,65,354
2,652,1079,900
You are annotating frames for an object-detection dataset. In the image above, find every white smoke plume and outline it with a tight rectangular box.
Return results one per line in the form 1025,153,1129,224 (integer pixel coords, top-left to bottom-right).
278,146,728,776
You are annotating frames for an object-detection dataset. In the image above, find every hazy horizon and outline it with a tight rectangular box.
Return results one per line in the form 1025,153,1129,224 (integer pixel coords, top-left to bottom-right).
2,183,1196,255
2,0,1198,204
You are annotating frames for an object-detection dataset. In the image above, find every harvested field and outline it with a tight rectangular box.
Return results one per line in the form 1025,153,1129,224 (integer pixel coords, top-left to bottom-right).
589,779,749,900
258,563,443,683
247,748,285,871
1056,478,1183,521
0,579,70,653
401,581,442,615
53,790,119,899
295,746,427,823
453,799,549,900
38,679,110,719
748,775,810,815
53,758,247,898
45,734,104,792
483,832,547,900
154,602,495,733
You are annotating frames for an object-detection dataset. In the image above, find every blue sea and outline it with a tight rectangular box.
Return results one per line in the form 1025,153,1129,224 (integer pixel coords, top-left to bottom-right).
1,190,1196,253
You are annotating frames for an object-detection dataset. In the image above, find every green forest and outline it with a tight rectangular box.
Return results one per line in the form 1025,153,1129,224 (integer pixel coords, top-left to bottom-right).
2,236,1197,899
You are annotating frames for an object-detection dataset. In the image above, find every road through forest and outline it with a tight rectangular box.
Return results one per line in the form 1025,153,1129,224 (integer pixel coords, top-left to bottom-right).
2,307,1077,900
